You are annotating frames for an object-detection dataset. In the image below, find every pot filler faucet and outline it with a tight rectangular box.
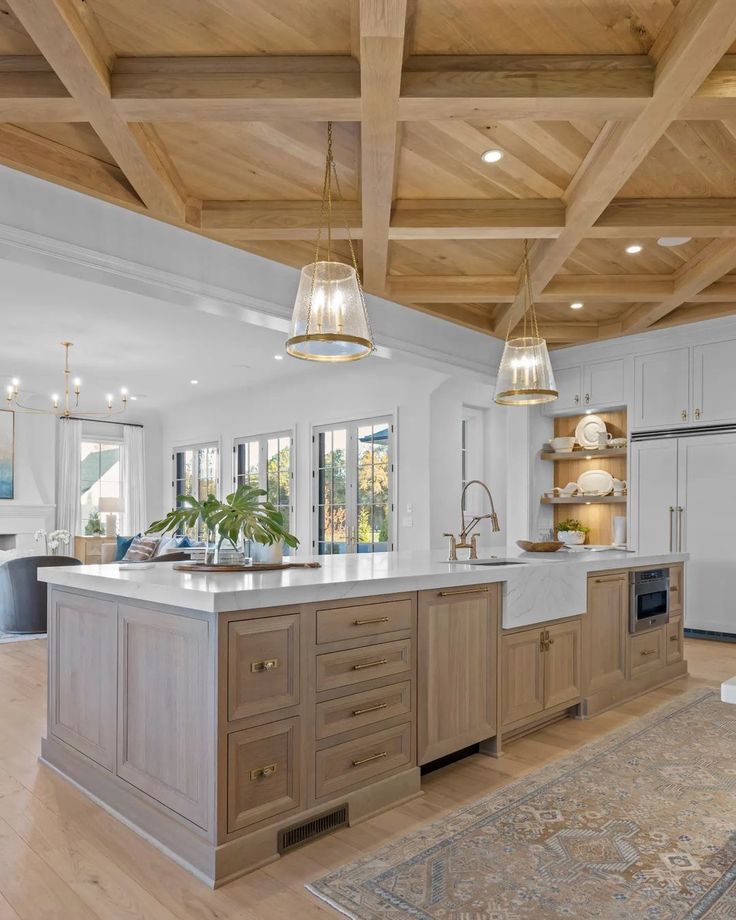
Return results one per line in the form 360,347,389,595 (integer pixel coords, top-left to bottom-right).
444,479,501,561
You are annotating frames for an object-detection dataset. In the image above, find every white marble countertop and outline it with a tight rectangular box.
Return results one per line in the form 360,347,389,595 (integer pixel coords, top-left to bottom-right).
38,547,687,628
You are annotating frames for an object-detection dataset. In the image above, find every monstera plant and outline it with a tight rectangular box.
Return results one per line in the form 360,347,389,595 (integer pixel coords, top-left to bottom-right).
148,484,299,554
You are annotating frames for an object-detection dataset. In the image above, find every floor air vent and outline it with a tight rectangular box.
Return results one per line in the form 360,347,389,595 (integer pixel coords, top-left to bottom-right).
278,804,348,854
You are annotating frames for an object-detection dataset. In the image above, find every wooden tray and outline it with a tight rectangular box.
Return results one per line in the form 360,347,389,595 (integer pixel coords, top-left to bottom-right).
516,540,565,553
173,561,321,573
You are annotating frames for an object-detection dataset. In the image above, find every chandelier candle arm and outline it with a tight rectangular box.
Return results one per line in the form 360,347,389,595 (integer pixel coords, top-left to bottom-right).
494,242,558,407
4,342,128,418
286,122,374,363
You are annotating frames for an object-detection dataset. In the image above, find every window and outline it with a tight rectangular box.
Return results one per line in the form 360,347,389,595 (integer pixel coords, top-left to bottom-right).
81,439,122,534
313,416,393,554
234,431,294,551
172,443,220,539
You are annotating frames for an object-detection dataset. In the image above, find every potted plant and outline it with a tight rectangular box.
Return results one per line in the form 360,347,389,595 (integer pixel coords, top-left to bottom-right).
556,519,590,546
148,485,298,566
85,509,103,536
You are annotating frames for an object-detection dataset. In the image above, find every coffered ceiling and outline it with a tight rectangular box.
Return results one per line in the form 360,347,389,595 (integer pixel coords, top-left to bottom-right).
3,0,736,346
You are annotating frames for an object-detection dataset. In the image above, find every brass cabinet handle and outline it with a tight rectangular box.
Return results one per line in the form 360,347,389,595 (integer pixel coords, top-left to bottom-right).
681,409,688,421
438,586,488,597
574,394,580,405
585,393,590,404
547,636,555,646
352,751,388,767
640,649,657,657
669,506,675,552
352,702,388,716
353,616,390,626
694,408,701,420
250,763,277,780
251,658,279,673
669,635,679,642
352,657,388,671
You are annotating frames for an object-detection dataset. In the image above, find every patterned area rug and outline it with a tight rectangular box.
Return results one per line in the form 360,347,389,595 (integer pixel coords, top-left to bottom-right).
308,689,736,919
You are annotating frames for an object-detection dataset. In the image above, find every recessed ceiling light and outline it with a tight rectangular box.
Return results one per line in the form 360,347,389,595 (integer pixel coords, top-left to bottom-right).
274,354,284,361
190,379,199,385
625,244,643,254
570,302,584,310
480,149,503,163
657,236,692,247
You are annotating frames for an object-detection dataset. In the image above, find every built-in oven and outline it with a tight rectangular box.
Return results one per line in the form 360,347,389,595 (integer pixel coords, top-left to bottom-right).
629,568,670,633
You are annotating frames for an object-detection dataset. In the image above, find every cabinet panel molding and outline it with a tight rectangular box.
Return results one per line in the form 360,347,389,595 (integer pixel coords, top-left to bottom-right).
544,619,582,710
501,628,545,729
228,614,300,721
585,574,628,695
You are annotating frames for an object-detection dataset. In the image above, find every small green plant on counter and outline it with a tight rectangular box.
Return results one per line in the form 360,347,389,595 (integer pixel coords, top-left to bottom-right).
84,509,104,535
557,519,590,534
148,484,299,551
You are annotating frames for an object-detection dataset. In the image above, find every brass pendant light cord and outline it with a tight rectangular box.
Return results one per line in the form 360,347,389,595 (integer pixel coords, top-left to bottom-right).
509,240,542,342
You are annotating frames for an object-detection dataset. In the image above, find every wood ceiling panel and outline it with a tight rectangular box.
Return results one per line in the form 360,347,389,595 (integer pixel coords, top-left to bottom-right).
0,3,39,53
10,123,115,164
412,1,676,55
619,121,736,197
154,122,359,201
396,119,603,199
85,0,351,56
388,239,523,276
560,238,714,275
534,301,629,323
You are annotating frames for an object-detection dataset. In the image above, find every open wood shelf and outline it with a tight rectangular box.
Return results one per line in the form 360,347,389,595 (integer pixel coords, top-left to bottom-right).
541,448,628,461
541,495,627,505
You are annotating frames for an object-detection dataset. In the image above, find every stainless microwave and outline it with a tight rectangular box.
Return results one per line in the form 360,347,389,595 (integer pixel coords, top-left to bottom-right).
629,569,670,634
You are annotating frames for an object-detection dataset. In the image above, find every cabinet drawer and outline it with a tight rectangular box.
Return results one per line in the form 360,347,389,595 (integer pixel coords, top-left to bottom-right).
316,598,413,645
316,639,412,693
628,627,665,678
227,718,300,833
315,723,412,799
315,680,412,740
666,617,683,664
669,566,683,615
228,615,300,721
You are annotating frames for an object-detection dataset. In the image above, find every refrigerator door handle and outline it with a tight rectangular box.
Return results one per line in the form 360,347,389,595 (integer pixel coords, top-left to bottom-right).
669,506,675,552
677,506,684,552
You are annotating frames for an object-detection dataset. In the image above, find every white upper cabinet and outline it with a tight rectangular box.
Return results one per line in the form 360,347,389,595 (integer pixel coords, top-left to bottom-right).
544,359,624,415
633,347,690,429
583,359,625,409
692,339,736,424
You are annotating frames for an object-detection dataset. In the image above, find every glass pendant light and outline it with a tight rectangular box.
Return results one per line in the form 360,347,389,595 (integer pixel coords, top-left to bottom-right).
494,241,558,406
286,123,373,362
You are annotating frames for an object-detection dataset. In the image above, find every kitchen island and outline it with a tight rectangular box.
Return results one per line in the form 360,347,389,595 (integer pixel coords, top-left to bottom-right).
39,548,687,886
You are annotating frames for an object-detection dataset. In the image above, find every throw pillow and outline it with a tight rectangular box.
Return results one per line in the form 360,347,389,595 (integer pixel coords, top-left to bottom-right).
116,534,138,561
123,536,159,562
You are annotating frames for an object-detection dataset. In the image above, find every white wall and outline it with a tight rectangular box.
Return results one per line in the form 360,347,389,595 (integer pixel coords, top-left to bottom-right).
159,361,508,554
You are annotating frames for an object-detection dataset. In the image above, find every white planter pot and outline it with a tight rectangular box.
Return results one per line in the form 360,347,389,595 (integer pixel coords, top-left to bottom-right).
557,530,586,545
252,540,284,564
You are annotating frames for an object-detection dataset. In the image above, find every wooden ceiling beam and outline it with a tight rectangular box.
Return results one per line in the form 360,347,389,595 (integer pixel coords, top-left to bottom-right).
511,321,600,344
590,198,736,238
358,0,410,294
8,0,188,222
622,239,736,332
386,275,518,303
389,199,564,239
201,201,363,241
491,0,736,337
0,56,84,120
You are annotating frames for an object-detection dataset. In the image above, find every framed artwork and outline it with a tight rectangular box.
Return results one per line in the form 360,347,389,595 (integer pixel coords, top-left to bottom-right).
0,410,13,499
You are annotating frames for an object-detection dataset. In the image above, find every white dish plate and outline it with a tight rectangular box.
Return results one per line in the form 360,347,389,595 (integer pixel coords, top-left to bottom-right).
577,469,614,496
575,414,607,449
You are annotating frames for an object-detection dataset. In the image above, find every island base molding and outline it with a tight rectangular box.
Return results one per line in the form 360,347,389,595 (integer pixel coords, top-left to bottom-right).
581,660,688,718
41,734,420,888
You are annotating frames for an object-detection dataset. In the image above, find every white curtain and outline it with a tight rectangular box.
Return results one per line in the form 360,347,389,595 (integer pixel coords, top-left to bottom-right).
56,417,82,535
122,425,147,535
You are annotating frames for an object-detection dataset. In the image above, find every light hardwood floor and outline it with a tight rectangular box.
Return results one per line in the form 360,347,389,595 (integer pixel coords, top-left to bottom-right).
0,637,732,919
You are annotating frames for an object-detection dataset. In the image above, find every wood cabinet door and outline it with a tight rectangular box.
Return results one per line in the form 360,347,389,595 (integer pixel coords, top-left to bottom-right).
634,347,690,429
117,606,212,830
583,359,624,409
544,619,582,710
48,590,117,771
585,574,628,695
666,617,684,665
501,627,545,730
668,565,683,615
628,627,666,678
692,339,736,424
228,614,300,722
418,586,496,765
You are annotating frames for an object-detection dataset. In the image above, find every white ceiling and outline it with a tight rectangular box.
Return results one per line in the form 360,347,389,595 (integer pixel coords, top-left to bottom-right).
0,258,314,411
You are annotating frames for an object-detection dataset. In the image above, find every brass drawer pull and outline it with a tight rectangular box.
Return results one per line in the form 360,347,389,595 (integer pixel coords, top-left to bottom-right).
352,702,388,717
640,649,657,657
250,763,277,781
251,658,279,673
353,616,390,626
669,635,679,642
438,587,487,597
352,657,388,671
352,751,388,767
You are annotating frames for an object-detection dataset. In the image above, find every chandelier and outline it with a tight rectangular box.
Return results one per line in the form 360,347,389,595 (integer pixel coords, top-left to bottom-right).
286,122,374,362
5,341,128,418
494,242,558,406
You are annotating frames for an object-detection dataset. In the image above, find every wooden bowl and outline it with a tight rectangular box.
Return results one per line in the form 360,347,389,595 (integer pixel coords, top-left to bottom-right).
516,540,565,553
